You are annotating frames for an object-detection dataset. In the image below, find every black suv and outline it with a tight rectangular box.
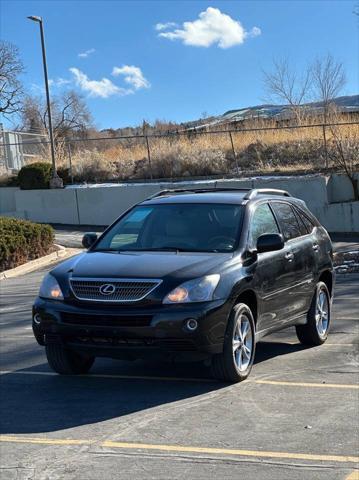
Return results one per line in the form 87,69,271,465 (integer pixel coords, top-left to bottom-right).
33,188,334,382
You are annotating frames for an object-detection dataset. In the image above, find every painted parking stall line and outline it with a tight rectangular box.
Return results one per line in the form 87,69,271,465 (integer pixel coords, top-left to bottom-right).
255,379,359,389
0,435,358,464
346,472,359,480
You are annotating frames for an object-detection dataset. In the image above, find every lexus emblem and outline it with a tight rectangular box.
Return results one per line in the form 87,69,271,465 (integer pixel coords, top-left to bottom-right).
99,283,116,295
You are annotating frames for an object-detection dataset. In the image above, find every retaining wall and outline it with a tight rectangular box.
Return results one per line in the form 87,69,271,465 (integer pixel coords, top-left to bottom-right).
0,174,358,233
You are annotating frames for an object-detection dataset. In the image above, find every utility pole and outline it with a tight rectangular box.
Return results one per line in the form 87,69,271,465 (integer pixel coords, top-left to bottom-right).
28,15,63,188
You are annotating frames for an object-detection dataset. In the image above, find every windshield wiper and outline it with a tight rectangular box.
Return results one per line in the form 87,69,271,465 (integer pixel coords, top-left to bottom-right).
132,247,216,253
138,246,187,252
92,248,124,253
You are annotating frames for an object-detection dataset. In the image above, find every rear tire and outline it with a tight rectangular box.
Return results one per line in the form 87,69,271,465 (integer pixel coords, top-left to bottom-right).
296,281,331,346
46,344,95,375
211,303,256,383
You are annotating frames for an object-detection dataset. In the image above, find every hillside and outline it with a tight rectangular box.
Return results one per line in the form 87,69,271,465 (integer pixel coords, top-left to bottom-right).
193,95,359,130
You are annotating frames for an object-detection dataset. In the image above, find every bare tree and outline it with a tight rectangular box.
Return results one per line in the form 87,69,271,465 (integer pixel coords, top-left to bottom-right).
262,58,311,124
311,54,346,123
328,125,359,200
21,90,92,140
0,41,24,117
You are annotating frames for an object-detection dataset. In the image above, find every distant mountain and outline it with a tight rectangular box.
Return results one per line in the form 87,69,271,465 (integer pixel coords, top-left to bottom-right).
103,95,359,135
192,95,359,130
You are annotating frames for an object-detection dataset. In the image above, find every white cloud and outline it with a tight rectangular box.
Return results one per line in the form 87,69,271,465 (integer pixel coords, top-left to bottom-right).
248,26,261,38
157,7,261,49
112,65,150,90
31,77,71,93
155,22,178,31
49,77,72,88
78,48,96,58
70,68,131,98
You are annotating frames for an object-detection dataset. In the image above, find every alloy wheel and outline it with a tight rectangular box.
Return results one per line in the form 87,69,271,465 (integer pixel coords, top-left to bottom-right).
316,288,329,337
232,313,253,372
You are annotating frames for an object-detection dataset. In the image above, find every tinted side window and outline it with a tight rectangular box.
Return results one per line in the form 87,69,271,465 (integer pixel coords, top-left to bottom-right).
250,203,279,246
297,209,315,233
292,208,308,236
271,202,302,241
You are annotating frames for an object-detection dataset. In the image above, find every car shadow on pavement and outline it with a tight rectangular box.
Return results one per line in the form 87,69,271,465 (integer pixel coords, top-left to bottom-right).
254,341,310,364
0,341,309,435
0,361,222,435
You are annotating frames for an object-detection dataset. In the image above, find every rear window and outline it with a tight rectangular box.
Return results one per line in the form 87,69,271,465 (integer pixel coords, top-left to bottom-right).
296,208,315,233
292,208,309,236
271,202,302,241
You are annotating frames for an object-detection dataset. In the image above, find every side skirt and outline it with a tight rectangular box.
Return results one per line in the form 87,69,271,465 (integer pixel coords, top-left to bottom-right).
255,313,307,341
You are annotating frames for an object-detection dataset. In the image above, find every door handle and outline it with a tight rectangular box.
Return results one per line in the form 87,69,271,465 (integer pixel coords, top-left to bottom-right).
312,244,319,252
285,252,294,261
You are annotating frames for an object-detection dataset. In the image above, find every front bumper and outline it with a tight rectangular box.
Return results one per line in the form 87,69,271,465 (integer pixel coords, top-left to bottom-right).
32,297,231,358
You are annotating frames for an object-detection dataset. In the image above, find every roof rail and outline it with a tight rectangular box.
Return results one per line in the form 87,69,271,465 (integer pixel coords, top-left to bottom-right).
243,188,291,200
146,187,251,200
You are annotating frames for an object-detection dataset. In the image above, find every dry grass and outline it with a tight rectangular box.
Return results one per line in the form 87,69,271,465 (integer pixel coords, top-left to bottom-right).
14,118,359,182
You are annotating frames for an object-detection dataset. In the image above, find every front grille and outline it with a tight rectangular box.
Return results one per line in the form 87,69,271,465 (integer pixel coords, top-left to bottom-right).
70,277,162,303
61,312,152,327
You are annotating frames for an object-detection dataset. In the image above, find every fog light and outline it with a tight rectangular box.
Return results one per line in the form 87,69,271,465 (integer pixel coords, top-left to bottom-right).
33,313,41,325
185,318,198,331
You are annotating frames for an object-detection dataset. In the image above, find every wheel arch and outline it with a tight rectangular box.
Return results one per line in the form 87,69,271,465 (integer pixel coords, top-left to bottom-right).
234,289,258,325
318,270,334,297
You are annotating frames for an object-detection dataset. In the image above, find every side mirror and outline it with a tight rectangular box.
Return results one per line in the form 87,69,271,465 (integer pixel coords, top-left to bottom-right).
82,233,98,249
256,233,284,253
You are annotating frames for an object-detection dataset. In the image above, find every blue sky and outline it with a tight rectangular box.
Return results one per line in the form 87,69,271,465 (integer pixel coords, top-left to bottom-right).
2,0,358,129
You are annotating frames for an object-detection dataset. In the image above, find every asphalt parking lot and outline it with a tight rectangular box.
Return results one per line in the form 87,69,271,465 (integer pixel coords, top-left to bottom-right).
0,265,358,480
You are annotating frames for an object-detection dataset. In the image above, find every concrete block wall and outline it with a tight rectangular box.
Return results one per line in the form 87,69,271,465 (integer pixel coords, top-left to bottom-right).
0,174,358,232
14,188,80,224
327,173,358,203
316,202,359,233
0,187,18,215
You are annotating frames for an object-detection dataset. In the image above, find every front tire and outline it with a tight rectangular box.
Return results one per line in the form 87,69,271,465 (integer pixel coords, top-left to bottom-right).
46,344,95,375
296,281,331,346
211,303,256,383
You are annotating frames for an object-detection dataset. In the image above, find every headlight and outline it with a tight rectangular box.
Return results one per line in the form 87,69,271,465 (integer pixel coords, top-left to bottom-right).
39,273,64,300
163,275,220,304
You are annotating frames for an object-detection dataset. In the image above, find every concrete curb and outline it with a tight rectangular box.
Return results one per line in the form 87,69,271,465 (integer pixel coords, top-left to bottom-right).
0,245,82,280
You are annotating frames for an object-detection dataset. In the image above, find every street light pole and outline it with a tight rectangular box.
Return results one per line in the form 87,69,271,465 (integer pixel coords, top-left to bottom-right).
28,15,63,188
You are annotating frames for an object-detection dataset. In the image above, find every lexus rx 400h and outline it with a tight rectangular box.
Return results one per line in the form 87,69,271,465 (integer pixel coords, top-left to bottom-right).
33,188,334,382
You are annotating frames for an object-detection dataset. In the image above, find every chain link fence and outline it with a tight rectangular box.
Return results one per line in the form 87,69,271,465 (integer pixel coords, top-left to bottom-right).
1,121,358,183
0,128,48,175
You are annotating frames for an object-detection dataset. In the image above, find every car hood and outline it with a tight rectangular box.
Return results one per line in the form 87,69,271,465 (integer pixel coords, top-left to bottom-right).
53,251,233,280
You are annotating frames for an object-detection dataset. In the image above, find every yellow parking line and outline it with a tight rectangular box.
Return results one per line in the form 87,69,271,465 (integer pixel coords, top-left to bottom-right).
102,441,359,463
0,435,357,463
346,472,359,480
0,435,90,446
255,380,359,389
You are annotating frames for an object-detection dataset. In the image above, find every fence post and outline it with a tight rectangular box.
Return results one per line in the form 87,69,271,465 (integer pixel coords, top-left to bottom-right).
229,131,240,175
322,124,328,169
67,142,74,184
145,135,153,180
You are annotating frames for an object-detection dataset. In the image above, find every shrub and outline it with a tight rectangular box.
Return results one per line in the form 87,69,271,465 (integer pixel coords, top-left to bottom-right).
18,162,52,189
0,217,54,271
57,166,72,185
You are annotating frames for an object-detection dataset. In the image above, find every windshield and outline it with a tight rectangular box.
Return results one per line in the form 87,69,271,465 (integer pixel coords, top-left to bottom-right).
94,203,244,253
